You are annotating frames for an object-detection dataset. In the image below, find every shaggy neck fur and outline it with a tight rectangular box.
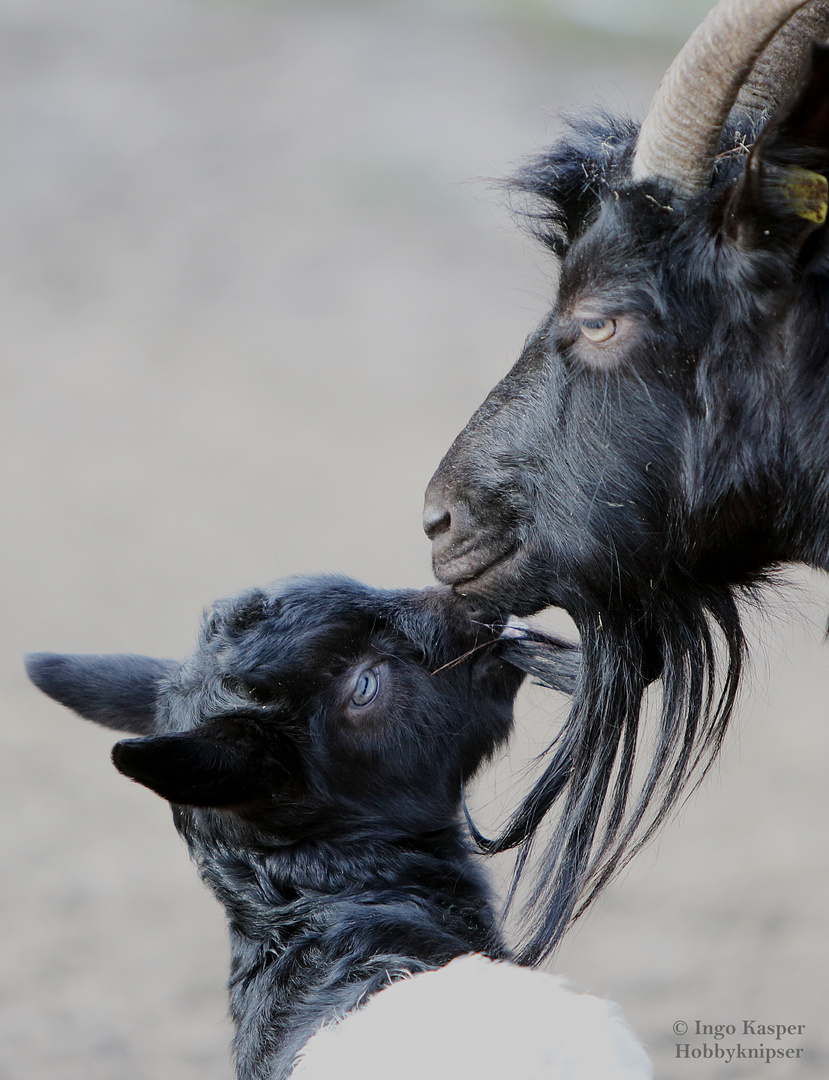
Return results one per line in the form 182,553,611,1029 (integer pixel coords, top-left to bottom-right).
182,821,505,1080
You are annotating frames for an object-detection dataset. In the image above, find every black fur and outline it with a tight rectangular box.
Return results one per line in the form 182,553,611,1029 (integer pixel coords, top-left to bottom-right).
25,576,576,1080
425,45,829,963
24,652,177,735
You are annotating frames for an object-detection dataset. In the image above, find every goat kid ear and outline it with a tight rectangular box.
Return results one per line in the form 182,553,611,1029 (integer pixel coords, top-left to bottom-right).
112,722,278,808
24,652,176,735
723,42,829,253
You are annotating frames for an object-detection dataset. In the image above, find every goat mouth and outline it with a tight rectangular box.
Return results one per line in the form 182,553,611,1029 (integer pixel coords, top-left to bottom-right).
437,543,521,599
437,542,557,620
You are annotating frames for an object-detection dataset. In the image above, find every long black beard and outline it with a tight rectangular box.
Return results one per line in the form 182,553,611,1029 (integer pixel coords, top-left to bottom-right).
474,586,744,965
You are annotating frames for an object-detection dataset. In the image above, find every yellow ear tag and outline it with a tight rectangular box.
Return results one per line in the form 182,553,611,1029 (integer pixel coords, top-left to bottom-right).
779,167,828,224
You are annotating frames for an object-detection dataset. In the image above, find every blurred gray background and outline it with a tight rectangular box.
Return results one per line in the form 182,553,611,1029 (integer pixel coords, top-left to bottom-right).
2,1,827,1077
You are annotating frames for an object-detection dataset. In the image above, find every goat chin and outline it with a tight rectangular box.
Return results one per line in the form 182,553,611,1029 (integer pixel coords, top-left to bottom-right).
291,953,652,1080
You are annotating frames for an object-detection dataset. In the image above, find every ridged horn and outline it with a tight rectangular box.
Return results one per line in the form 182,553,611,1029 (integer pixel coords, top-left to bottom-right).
736,1,829,121
632,0,819,198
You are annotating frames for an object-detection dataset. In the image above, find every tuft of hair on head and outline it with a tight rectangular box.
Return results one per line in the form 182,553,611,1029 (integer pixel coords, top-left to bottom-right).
505,110,640,258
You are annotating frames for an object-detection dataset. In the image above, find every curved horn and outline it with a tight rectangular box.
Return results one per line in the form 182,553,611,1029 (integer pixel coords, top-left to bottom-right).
632,0,818,198
736,1,829,121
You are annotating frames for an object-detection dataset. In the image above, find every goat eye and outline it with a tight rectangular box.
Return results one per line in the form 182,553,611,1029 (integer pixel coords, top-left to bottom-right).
350,667,380,707
579,317,616,343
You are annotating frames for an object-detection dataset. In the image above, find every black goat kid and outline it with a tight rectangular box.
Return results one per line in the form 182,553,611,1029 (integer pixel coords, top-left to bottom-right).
424,1,829,962
25,577,651,1080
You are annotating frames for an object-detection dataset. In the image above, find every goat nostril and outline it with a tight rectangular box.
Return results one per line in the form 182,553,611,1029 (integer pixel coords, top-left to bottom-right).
422,501,452,541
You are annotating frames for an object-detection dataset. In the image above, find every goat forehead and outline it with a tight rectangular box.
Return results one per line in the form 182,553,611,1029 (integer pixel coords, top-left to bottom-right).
198,577,467,673
571,198,668,264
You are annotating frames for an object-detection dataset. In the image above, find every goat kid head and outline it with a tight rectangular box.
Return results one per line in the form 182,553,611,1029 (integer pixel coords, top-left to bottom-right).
26,581,579,1080
423,0,829,960
25,576,575,845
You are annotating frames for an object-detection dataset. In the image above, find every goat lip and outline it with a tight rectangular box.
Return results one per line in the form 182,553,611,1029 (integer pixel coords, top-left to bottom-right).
434,542,519,593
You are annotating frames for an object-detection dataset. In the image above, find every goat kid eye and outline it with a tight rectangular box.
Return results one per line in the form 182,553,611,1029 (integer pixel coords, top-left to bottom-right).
350,668,380,708
579,317,617,343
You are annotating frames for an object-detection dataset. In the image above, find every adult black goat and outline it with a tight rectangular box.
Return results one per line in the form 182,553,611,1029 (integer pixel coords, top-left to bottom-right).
25,576,651,1080
424,0,829,962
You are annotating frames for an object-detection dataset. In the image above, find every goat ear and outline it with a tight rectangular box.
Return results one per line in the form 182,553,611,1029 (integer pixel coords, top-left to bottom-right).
723,42,829,251
24,652,176,735
112,726,272,807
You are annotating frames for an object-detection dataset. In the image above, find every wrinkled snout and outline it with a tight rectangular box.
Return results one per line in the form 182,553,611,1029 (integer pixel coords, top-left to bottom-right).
423,481,482,585
422,337,550,612
422,470,518,594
